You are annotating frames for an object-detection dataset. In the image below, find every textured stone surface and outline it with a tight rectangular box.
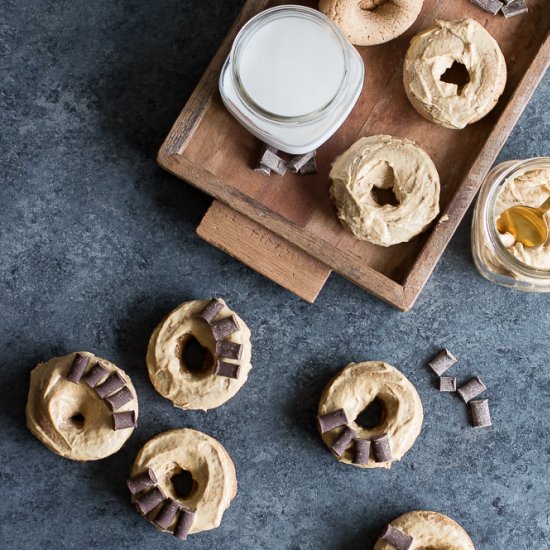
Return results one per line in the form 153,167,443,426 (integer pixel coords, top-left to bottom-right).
1,1,549,549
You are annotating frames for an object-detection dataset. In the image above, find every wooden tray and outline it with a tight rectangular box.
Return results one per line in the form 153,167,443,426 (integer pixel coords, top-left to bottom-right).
158,0,549,310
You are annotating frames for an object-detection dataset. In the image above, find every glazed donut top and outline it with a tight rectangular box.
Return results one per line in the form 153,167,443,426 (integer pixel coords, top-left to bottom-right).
374,510,475,550
404,19,507,129
329,135,440,246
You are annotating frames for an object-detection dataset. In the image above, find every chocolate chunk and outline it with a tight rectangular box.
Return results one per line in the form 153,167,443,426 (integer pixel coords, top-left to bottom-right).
113,411,136,430
470,399,492,428
95,371,126,399
174,508,195,540
353,438,371,465
257,144,287,176
470,0,503,15
215,340,243,360
317,409,349,433
372,433,392,462
428,349,457,376
380,523,414,550
199,299,224,323
66,353,90,384
211,315,239,340
215,360,240,379
105,386,134,411
299,156,318,175
501,0,528,17
457,376,487,403
127,468,157,494
439,376,457,392
287,150,316,173
135,486,166,516
330,426,356,457
154,499,181,529
82,362,109,388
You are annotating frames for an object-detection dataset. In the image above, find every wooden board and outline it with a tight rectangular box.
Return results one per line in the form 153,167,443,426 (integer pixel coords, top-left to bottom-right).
158,0,550,310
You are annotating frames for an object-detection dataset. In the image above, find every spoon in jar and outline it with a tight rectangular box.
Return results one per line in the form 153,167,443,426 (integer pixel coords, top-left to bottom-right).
496,195,550,248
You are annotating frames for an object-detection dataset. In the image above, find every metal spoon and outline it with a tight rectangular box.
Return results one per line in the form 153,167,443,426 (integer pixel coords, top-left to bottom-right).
496,195,550,248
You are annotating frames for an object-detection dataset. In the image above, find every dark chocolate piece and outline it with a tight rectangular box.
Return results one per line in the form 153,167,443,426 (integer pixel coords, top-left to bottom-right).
299,156,317,175
380,523,414,550
174,508,195,540
470,399,492,428
105,386,134,411
353,438,371,465
501,0,528,17
135,486,166,516
287,150,316,173
155,499,181,530
215,360,240,379
330,426,356,457
95,371,126,399
372,433,392,462
428,349,457,376
317,409,349,433
82,362,109,388
470,0,503,15
215,340,243,360
211,315,239,340
439,376,457,392
257,144,287,176
457,376,487,403
199,299,224,323
113,411,136,430
66,353,90,384
127,468,158,495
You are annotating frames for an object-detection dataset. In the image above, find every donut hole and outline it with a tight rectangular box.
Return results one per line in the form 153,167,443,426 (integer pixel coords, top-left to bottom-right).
68,413,85,429
360,0,387,11
177,334,214,378
171,469,197,500
440,61,470,96
355,398,386,430
369,162,400,207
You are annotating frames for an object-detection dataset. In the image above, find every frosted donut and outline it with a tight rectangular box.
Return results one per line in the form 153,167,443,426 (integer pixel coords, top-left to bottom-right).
404,19,507,129
128,429,237,540
319,0,423,46
329,135,440,246
374,510,475,549
317,361,423,468
26,351,138,461
147,299,252,411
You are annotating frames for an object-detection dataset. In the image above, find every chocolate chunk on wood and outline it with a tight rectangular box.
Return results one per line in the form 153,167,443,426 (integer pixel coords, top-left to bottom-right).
330,426,356,457
66,353,90,384
439,376,457,392
353,438,371,465
470,0,503,15
95,371,126,398
299,156,317,175
174,508,195,540
428,349,457,376
199,299,224,323
113,411,136,430
380,523,414,550
215,360,240,379
155,499,181,529
211,315,239,340
457,376,487,403
82,362,109,388
215,340,243,360
105,386,134,411
372,433,392,462
127,468,157,494
287,150,316,173
470,399,492,428
257,144,287,176
135,486,166,516
317,409,349,433
501,0,528,17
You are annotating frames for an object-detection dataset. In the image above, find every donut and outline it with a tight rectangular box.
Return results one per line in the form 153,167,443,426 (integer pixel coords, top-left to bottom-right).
403,19,507,129
26,351,138,461
329,135,440,246
319,0,423,46
374,510,475,549
317,361,423,468
128,429,237,540
147,298,252,411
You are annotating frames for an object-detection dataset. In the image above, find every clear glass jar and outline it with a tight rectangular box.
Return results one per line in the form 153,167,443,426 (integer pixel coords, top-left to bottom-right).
219,5,364,154
471,157,550,291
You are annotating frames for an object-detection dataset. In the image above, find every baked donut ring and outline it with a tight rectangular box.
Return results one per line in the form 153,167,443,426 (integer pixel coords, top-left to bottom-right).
317,361,423,468
319,0,423,46
147,299,252,411
404,19,507,129
128,429,237,539
374,510,475,549
329,135,440,246
26,352,138,461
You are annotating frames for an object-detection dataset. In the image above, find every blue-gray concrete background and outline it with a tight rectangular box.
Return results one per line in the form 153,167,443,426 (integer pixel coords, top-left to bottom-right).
1,1,548,549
